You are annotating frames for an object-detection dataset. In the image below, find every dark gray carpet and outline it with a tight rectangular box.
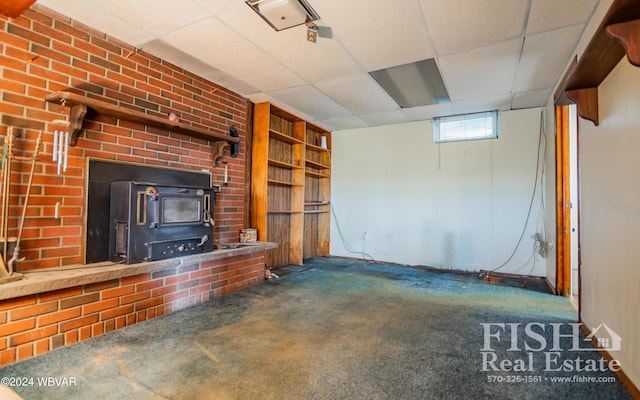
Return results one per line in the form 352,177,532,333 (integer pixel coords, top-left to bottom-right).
0,257,631,399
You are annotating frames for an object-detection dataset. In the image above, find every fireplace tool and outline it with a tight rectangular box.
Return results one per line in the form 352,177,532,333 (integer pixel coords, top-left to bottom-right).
7,130,43,276
0,127,16,276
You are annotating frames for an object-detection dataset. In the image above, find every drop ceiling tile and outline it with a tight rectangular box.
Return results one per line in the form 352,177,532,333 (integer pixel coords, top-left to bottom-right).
527,0,599,34
438,39,522,101
402,103,455,121
316,75,399,115
215,4,361,83
360,110,409,126
313,0,435,71
514,25,583,92
160,17,305,92
452,94,512,114
37,0,155,46
191,0,238,15
100,0,210,36
321,115,370,131
420,0,528,54
268,86,351,120
512,88,552,109
142,39,258,96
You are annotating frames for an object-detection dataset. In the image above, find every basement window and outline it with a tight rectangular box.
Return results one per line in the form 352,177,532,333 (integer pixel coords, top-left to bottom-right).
434,111,499,143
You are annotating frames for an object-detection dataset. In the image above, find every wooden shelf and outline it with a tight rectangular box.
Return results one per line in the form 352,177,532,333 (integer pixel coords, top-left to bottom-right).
269,129,304,145
251,102,330,267
268,158,303,170
305,170,330,179
305,159,330,170
306,143,328,152
45,91,241,146
305,201,329,206
268,179,301,187
554,0,640,125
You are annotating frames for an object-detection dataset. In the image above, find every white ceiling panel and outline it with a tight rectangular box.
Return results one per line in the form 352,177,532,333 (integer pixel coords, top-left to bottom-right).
142,39,258,96
159,17,306,92
402,103,456,122
37,0,155,47
35,0,601,130
316,75,399,115
313,0,435,71
439,39,522,101
100,0,209,36
320,115,370,131
514,25,584,92
527,0,599,34
360,110,409,127
268,85,352,120
421,0,528,55
512,88,552,109
216,4,361,84
453,94,512,114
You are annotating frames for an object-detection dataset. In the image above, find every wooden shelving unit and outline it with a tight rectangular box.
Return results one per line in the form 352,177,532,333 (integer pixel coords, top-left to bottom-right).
250,102,331,267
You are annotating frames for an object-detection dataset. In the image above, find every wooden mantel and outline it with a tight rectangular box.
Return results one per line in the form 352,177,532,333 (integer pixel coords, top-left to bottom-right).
555,0,640,125
45,91,241,146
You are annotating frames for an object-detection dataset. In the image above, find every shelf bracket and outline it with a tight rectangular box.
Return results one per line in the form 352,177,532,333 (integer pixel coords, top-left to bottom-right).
212,140,229,167
566,87,599,126
68,103,88,146
606,19,640,67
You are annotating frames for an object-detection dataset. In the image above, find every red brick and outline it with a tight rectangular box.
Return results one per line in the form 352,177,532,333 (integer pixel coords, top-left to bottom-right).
11,325,58,346
34,338,49,356
10,302,58,321
121,291,150,305
100,304,134,320
0,296,36,311
82,298,119,315
0,319,36,336
102,286,134,300
16,343,33,361
60,315,99,332
65,330,78,345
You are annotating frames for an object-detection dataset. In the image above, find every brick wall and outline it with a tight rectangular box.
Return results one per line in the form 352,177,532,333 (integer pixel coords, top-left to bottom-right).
0,6,266,366
0,253,266,366
1,5,248,271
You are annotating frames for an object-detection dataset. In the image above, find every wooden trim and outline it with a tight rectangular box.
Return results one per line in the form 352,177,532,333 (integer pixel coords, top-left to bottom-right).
555,105,571,297
554,0,640,125
580,323,640,399
0,0,36,18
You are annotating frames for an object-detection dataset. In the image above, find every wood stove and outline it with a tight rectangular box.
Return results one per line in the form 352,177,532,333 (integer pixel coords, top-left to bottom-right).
108,181,218,264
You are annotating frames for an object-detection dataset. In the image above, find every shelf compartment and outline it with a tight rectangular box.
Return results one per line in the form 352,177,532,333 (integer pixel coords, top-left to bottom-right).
305,159,330,170
305,170,330,179
268,179,302,187
268,158,303,169
45,91,240,146
269,129,304,145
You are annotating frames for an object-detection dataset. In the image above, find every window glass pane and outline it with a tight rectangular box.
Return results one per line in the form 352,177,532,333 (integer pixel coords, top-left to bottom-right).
434,111,498,143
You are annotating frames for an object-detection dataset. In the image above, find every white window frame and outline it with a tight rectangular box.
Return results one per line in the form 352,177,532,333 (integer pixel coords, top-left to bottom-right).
433,111,499,143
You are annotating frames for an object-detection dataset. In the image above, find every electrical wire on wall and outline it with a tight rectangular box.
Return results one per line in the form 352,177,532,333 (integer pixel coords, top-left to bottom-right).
330,204,376,262
482,108,547,278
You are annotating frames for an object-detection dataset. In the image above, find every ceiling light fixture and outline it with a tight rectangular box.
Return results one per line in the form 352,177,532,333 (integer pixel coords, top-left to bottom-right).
245,0,320,31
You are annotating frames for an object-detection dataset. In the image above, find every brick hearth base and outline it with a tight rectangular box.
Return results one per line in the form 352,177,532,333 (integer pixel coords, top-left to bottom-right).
0,244,275,366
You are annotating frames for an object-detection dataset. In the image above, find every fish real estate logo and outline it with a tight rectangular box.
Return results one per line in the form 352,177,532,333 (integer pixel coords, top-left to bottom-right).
480,322,622,373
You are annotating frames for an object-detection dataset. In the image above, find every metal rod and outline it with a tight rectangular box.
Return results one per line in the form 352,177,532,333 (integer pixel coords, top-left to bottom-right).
8,131,43,275
2,128,15,266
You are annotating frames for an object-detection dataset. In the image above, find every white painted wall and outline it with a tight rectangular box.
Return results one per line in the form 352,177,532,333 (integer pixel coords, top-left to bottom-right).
330,108,547,275
578,58,640,389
